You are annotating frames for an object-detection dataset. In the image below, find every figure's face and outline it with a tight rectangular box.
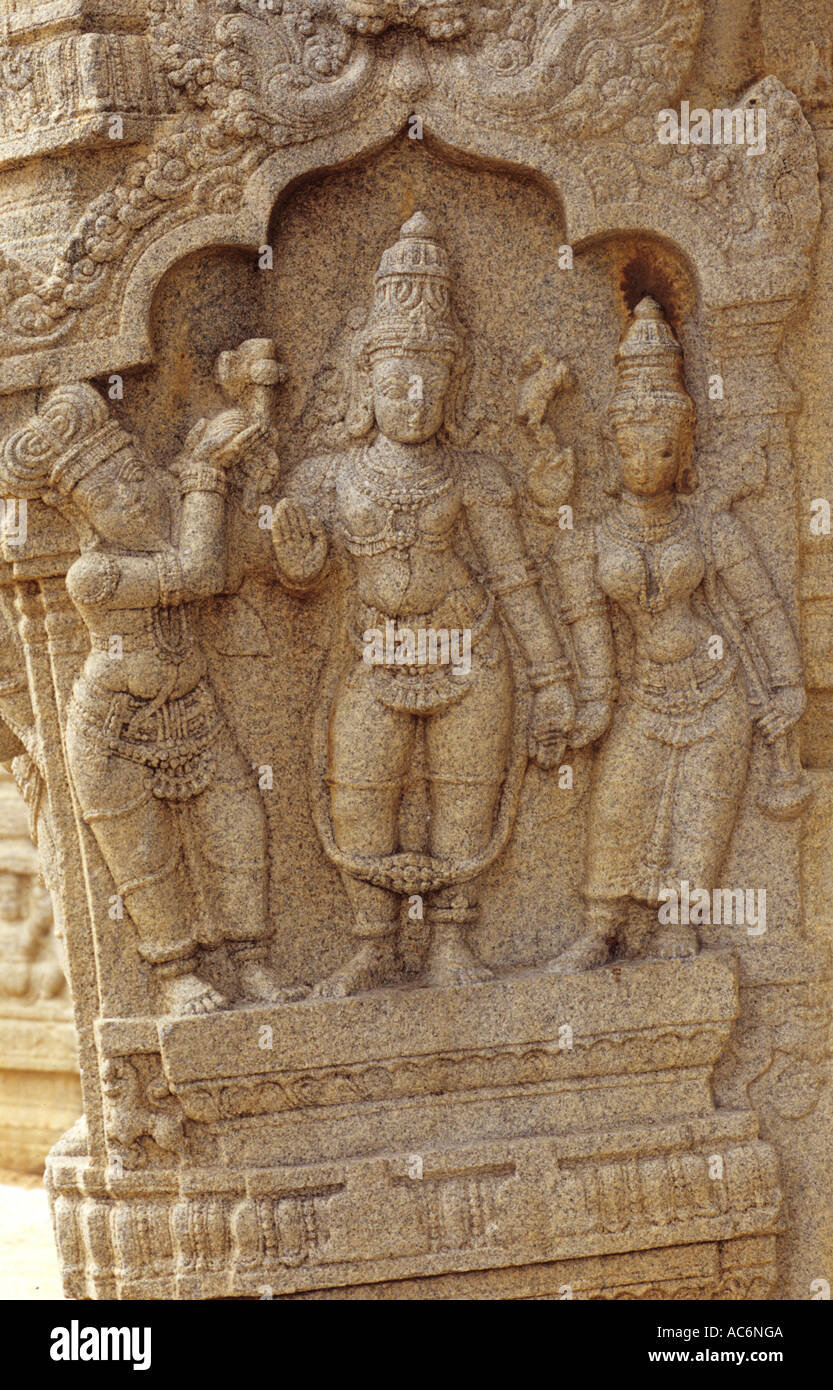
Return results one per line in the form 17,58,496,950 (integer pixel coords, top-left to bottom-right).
72,447,172,550
371,353,451,444
616,421,682,498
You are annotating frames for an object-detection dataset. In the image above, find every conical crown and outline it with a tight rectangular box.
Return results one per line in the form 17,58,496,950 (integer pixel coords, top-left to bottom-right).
364,212,463,360
610,297,693,425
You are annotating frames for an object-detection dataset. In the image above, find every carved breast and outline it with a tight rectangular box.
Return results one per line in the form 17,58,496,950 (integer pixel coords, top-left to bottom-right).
335,452,462,555
597,516,705,610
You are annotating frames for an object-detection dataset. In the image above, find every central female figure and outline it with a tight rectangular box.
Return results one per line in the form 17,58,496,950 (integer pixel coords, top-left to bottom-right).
273,213,575,996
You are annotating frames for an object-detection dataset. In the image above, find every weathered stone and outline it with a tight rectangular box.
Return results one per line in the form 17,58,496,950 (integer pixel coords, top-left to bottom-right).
0,0,828,1300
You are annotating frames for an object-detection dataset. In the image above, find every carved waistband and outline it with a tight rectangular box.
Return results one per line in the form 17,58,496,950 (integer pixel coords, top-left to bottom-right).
67,676,222,799
351,579,493,660
629,645,738,715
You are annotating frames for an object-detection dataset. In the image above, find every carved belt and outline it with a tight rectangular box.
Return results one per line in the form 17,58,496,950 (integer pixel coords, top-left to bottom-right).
350,580,493,662
67,676,222,800
629,646,738,716
88,606,193,660
348,584,498,713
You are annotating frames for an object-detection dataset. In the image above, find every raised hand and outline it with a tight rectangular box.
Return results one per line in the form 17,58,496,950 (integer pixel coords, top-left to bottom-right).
271,497,328,586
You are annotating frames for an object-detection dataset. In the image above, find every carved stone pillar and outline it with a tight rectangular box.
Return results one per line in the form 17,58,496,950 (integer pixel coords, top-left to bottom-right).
0,0,826,1301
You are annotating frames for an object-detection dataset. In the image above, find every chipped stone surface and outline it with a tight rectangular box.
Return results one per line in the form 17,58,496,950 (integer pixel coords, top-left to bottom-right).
0,0,829,1298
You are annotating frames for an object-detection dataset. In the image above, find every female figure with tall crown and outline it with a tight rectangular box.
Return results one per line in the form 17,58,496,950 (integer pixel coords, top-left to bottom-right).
548,297,807,971
272,213,576,996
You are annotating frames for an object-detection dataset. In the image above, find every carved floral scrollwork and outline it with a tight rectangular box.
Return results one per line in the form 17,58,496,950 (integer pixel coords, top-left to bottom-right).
0,0,713,350
444,0,705,139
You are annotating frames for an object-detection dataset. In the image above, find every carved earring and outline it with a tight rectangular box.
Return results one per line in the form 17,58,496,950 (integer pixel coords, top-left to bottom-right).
344,363,375,438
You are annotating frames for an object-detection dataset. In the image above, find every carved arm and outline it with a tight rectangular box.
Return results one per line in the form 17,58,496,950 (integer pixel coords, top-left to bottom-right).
546,527,618,747
711,511,805,739
465,493,575,765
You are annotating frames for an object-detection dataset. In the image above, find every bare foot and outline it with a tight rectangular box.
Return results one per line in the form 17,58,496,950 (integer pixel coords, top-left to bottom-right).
310,939,397,1000
161,972,228,1017
236,957,308,1004
546,930,611,974
653,926,699,960
426,925,492,988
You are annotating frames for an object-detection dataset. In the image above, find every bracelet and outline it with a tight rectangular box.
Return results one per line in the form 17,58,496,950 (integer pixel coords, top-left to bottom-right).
528,658,572,691
180,465,228,497
737,596,780,623
488,559,539,598
561,599,609,625
155,550,184,607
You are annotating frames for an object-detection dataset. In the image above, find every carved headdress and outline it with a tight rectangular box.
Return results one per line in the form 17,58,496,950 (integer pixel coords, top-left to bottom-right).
362,212,465,363
611,297,694,424
0,383,131,500
610,296,696,488
346,212,468,438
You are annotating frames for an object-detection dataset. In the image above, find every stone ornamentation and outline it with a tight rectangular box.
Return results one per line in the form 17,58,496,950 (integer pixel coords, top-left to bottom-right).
0,0,827,1303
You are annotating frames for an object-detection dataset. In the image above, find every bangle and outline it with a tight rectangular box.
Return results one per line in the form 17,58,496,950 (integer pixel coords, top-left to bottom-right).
180,465,227,497
770,676,804,692
155,550,184,607
528,658,571,691
561,596,608,624
488,559,539,598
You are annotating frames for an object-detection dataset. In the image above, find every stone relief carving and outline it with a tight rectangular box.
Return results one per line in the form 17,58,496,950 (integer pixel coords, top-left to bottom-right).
0,0,746,360
0,373,304,1015
0,34,168,142
544,297,809,972
0,0,826,1307
276,212,575,994
101,1055,186,1169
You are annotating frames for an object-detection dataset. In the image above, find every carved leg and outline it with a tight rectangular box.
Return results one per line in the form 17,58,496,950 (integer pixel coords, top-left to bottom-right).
65,724,228,1016
312,674,413,998
309,877,401,999
151,954,228,1017
423,651,512,986
185,731,305,1002
424,883,492,987
651,684,752,959
546,898,622,973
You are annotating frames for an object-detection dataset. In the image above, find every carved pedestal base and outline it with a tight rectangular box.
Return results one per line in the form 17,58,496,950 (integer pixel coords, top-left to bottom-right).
46,953,781,1299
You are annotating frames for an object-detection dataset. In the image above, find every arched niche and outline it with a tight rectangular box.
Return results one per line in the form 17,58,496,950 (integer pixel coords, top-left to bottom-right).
106,130,708,974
